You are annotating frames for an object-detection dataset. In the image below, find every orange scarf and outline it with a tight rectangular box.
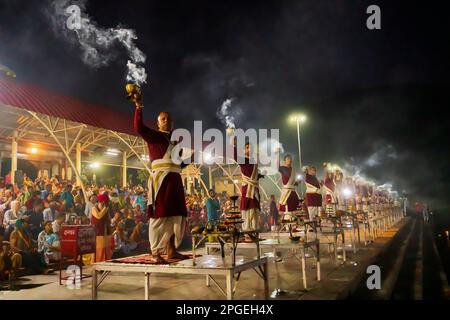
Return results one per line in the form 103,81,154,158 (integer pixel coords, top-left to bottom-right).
17,230,31,249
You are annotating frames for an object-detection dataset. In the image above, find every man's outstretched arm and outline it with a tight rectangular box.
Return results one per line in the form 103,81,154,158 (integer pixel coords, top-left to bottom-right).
134,104,157,143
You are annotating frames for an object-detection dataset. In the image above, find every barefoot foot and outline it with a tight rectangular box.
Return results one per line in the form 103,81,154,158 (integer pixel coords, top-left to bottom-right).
167,251,188,260
152,254,168,264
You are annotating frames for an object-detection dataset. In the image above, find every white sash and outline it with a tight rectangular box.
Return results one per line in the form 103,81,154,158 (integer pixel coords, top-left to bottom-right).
242,164,259,201
362,197,369,212
147,141,182,208
305,182,321,194
324,184,337,203
279,168,299,206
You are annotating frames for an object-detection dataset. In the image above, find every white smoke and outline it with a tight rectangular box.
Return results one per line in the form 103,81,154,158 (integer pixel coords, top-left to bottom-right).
217,98,236,129
126,60,147,86
48,0,147,85
365,144,397,167
343,162,362,177
258,138,284,176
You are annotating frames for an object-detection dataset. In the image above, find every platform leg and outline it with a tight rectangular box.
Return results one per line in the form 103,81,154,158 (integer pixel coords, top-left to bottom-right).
263,261,269,299
226,271,234,300
316,242,321,281
91,268,97,300
357,222,361,244
206,246,210,286
334,234,338,261
192,237,196,266
363,224,367,245
144,272,150,300
342,232,347,262
59,258,63,285
256,233,261,259
301,248,307,290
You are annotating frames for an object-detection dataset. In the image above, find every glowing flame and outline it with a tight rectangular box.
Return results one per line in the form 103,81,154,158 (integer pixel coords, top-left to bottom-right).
343,188,353,198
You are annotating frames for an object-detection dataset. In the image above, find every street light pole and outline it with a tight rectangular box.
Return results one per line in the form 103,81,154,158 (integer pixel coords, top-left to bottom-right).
208,166,213,190
289,113,307,196
296,118,304,196
296,118,302,173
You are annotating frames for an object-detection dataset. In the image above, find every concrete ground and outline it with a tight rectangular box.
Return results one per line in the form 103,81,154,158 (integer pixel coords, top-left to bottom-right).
0,221,404,300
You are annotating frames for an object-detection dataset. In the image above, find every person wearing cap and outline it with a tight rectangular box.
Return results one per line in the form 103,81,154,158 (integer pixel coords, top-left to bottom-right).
91,193,112,262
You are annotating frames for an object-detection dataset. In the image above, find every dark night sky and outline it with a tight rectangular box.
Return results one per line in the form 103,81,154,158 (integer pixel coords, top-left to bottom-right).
0,0,449,206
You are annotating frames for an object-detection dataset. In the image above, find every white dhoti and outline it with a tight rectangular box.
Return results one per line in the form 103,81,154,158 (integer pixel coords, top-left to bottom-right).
242,208,260,231
149,216,186,255
307,207,320,221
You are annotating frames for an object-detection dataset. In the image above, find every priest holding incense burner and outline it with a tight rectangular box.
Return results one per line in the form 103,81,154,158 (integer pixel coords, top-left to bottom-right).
127,84,188,264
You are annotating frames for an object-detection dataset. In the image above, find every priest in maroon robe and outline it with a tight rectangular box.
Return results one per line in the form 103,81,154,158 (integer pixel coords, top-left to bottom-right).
133,101,187,263
323,164,337,215
278,154,300,218
232,138,264,238
304,166,322,220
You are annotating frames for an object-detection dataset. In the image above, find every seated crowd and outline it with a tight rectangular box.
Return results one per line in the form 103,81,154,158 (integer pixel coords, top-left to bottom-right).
0,175,152,279
1,175,278,279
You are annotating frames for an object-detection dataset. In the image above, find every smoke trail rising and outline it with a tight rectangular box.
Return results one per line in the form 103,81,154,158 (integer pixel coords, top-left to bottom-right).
217,98,236,129
47,0,147,85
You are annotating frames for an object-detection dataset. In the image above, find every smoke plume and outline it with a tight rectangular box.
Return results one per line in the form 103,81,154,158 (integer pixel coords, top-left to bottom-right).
217,98,237,129
47,0,147,85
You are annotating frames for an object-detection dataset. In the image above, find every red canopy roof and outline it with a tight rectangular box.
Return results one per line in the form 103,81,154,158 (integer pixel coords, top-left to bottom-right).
0,78,150,136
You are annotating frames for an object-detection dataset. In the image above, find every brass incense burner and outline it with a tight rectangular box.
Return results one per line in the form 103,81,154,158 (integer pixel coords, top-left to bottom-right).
125,83,143,106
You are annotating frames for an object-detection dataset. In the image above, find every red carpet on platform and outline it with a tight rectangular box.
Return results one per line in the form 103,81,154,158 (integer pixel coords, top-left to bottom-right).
110,254,201,265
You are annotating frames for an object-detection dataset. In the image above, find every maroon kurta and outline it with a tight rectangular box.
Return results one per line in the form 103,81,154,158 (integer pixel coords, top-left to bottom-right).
90,209,110,236
324,177,335,204
305,174,322,207
233,145,260,211
134,108,187,219
278,166,300,212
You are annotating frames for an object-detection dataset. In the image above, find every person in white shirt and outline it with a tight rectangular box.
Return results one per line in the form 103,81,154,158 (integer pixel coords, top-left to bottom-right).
38,221,61,264
0,196,12,212
43,201,59,222
3,200,20,227
52,212,66,235
84,194,97,218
